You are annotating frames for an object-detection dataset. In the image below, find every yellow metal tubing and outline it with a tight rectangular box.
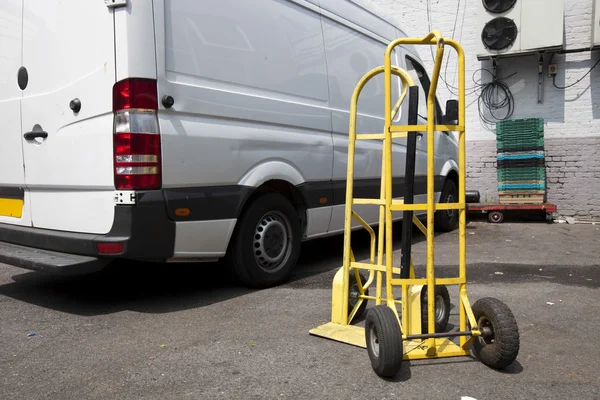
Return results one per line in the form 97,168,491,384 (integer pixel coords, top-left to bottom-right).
435,203,466,210
390,277,465,286
390,204,428,211
315,30,471,362
356,132,409,140
353,199,385,205
360,295,403,305
347,65,415,310
351,262,402,275
384,30,447,352
412,216,427,236
389,125,464,132
342,66,384,325
351,210,376,265
460,288,478,330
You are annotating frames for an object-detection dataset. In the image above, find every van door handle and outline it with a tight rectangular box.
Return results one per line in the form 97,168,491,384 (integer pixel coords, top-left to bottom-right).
24,131,48,140
24,124,48,141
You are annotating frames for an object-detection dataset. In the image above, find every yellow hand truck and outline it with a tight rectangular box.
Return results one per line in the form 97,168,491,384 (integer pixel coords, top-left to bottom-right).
309,31,520,378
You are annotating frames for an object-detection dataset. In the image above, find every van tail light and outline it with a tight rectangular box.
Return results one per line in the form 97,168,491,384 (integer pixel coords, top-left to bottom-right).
112,78,161,190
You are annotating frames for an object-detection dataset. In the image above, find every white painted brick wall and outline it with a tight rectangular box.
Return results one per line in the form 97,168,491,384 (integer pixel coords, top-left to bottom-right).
368,0,600,218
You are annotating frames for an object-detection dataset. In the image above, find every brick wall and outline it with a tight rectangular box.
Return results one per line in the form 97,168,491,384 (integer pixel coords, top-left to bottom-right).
369,0,600,218
467,137,600,217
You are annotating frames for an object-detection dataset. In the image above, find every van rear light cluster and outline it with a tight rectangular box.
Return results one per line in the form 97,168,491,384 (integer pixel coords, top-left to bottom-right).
112,78,162,190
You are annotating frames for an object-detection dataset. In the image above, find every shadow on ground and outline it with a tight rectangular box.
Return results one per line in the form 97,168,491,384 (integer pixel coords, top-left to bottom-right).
0,220,434,317
1,217,597,317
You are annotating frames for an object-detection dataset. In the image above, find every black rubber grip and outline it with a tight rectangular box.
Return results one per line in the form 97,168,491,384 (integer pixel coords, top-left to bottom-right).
24,131,48,140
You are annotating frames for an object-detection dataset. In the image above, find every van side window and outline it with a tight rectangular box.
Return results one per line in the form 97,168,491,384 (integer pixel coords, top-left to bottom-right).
404,57,442,122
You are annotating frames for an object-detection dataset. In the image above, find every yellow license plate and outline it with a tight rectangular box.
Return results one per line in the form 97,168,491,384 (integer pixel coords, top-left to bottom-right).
0,198,24,218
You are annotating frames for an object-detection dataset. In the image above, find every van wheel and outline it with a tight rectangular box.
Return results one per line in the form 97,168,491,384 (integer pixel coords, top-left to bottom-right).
435,179,458,232
227,193,301,289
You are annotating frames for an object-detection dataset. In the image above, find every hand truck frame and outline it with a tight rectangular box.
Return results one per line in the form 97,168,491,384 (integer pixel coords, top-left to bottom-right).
310,31,520,378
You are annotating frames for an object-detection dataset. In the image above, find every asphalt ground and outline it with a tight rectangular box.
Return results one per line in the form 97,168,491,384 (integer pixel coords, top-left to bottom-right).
1,220,599,399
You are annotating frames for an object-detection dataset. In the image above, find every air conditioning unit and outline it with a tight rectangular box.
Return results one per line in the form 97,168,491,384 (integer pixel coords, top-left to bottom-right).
476,0,564,60
593,0,600,48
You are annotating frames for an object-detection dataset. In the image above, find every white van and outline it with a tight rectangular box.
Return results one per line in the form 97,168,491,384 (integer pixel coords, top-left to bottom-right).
0,0,459,288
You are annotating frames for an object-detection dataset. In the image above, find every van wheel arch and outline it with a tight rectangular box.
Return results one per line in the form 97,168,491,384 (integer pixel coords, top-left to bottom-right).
235,179,307,235
445,170,459,192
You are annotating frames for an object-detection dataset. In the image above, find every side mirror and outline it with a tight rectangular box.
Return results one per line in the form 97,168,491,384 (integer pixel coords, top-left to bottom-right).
445,100,459,124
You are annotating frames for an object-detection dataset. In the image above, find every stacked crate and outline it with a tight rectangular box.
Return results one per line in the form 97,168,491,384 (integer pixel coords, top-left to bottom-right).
496,118,546,204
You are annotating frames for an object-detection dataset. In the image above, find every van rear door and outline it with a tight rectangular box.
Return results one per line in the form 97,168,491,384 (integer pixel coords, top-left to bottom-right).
20,0,117,234
0,0,31,227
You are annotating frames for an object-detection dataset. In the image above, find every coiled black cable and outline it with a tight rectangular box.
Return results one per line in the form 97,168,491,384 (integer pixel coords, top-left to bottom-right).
476,69,516,127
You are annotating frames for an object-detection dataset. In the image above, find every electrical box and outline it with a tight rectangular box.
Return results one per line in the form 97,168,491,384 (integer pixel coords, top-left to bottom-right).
593,0,600,48
476,0,564,60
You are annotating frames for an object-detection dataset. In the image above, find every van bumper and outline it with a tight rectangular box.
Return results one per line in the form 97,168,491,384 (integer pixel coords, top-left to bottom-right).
0,191,176,273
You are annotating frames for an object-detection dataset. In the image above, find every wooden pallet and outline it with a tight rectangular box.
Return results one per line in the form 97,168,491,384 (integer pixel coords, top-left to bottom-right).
467,203,557,212
499,193,545,204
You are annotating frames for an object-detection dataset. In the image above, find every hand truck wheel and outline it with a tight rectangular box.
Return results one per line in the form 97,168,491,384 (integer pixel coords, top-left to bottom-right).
365,305,403,378
488,211,504,224
348,271,369,319
471,297,520,369
421,285,451,333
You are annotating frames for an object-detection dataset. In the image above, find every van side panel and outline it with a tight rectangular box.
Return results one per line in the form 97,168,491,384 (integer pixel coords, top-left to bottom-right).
319,11,408,232
0,1,33,228
153,0,334,242
20,0,116,234
114,0,158,81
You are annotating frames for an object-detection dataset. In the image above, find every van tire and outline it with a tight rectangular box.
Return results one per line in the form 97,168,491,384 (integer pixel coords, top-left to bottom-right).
435,179,458,232
227,192,301,289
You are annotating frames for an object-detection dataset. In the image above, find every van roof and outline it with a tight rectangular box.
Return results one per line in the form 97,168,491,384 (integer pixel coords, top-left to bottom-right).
347,0,422,62
348,0,410,38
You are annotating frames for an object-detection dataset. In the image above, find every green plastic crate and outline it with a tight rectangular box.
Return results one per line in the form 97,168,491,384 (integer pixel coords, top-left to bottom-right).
497,167,546,182
496,118,544,141
497,138,545,152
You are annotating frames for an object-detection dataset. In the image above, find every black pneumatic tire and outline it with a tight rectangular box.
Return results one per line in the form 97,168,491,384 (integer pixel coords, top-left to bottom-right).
421,285,451,333
348,271,369,320
472,297,520,369
227,193,301,289
365,306,403,378
435,179,458,232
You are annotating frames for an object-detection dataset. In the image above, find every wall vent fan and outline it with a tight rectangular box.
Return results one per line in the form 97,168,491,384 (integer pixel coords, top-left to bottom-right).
481,17,518,51
482,0,518,14
477,0,564,59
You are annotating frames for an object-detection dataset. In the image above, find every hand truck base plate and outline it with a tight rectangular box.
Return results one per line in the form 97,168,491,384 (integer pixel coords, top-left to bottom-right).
310,322,473,360
309,322,366,348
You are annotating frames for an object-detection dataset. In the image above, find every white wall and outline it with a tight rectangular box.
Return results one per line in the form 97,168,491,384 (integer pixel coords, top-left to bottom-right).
369,0,600,140
369,0,600,217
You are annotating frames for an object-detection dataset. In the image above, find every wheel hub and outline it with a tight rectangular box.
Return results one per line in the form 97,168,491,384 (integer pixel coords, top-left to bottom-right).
478,316,495,344
253,212,291,271
369,325,380,358
349,284,360,307
435,294,446,322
